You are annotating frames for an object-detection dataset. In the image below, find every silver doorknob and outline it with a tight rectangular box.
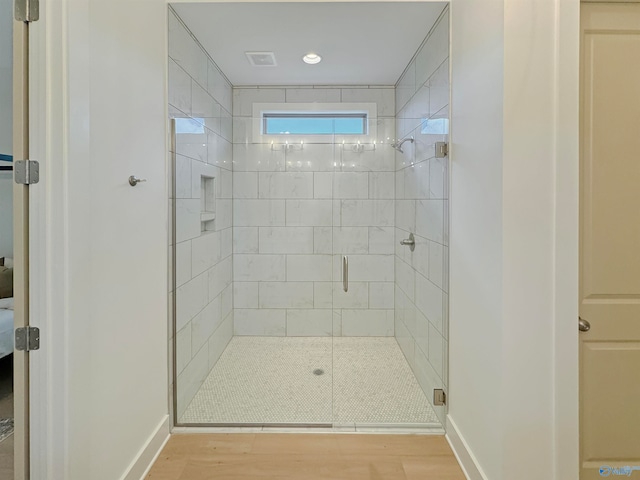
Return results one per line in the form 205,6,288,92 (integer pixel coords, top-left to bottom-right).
129,175,147,187
579,317,591,332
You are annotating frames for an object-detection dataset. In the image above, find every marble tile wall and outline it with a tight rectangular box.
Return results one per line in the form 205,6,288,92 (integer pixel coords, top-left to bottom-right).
232,86,396,337
168,9,233,419
393,8,450,425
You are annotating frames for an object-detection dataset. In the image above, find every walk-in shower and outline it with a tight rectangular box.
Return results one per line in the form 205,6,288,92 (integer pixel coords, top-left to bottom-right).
169,1,450,431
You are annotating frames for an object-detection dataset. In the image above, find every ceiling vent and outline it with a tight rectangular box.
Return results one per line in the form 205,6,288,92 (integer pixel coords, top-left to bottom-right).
245,51,277,67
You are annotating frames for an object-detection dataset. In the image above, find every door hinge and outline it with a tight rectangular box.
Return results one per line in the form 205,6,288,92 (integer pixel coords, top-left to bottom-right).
435,142,448,158
15,0,39,22
15,327,40,352
434,388,446,406
14,160,39,185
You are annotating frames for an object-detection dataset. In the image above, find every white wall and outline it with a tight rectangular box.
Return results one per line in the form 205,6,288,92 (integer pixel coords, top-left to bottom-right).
394,7,449,426
30,0,170,478
0,0,13,260
449,0,504,477
448,0,579,479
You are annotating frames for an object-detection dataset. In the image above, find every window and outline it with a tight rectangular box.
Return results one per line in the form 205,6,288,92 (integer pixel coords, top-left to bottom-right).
252,102,377,143
263,113,367,135
174,117,205,134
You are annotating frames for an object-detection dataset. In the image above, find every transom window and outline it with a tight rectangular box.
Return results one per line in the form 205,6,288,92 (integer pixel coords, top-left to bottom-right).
263,113,367,135
253,102,377,143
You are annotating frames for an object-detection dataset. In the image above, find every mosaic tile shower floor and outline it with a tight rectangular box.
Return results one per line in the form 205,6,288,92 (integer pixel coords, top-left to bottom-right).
180,337,440,426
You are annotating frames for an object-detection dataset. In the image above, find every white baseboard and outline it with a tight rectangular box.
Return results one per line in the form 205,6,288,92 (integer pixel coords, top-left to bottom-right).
121,415,171,480
445,415,489,480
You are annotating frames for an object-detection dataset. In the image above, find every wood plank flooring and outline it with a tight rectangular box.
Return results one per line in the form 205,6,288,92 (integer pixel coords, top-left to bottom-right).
146,434,466,480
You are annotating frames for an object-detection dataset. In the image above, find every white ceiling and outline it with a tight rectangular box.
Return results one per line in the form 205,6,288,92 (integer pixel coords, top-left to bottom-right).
172,2,447,86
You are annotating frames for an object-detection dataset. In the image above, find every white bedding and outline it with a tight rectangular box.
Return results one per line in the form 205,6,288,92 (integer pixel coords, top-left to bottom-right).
0,306,13,359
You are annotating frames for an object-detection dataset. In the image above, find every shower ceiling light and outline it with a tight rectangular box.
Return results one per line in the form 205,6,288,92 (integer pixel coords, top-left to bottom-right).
302,53,322,65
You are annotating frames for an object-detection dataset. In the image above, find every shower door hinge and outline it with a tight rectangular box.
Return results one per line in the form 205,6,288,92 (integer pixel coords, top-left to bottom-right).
433,388,446,406
435,142,448,158
15,0,39,22
14,160,39,185
15,327,40,352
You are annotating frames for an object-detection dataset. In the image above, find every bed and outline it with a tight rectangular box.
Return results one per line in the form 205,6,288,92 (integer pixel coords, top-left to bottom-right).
0,298,13,359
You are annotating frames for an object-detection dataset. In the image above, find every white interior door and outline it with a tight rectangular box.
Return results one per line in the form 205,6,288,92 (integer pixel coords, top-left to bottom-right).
580,3,640,478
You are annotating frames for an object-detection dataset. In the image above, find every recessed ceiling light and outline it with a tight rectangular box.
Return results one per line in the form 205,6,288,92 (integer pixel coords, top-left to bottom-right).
302,53,322,65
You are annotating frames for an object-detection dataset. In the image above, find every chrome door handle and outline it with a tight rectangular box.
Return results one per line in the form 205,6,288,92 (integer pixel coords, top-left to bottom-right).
579,317,591,332
343,256,348,292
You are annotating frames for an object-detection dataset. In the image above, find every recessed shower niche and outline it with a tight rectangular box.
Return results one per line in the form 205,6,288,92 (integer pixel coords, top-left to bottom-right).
200,175,215,231
169,1,450,430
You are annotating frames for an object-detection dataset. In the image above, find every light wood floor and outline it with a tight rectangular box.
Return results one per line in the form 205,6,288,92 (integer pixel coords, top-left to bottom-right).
146,433,466,480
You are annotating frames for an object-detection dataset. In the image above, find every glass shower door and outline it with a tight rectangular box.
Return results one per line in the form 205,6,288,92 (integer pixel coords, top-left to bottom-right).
330,117,399,428
268,132,337,425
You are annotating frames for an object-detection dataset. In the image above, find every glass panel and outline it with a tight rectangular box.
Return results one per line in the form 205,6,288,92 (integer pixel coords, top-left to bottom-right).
170,116,340,424
169,2,450,430
392,69,450,428
332,118,418,428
